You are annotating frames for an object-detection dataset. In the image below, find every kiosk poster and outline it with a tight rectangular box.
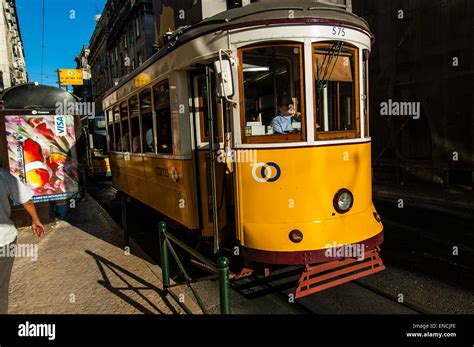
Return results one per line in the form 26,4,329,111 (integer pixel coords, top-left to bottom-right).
5,115,79,203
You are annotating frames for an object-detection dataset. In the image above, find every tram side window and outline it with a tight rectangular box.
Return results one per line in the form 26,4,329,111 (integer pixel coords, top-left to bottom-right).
119,102,130,152
113,107,121,151
314,42,359,139
197,76,223,143
130,96,140,153
240,43,305,143
107,110,114,152
153,81,172,154
140,89,154,154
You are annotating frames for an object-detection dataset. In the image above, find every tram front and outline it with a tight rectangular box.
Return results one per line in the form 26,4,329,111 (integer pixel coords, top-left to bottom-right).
218,6,385,297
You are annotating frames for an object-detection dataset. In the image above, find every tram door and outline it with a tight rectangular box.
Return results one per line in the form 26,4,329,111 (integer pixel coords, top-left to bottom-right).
192,68,234,252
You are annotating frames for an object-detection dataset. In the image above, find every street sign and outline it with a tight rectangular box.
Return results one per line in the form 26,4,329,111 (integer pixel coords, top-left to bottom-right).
58,69,84,86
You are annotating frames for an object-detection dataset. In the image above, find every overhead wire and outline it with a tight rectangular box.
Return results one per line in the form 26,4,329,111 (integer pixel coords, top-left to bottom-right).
40,0,45,84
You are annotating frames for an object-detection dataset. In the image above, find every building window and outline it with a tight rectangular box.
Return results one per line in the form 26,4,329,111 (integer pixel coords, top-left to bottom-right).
313,42,360,140
135,16,140,38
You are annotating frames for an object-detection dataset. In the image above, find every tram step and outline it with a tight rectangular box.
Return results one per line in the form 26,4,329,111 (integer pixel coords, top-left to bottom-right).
295,248,385,299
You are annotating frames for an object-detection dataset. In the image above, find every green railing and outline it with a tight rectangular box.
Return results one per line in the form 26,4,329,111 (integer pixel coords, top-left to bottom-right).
158,221,232,314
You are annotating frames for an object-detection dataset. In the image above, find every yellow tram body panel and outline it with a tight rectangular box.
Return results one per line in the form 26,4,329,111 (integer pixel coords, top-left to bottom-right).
235,142,383,252
109,152,199,229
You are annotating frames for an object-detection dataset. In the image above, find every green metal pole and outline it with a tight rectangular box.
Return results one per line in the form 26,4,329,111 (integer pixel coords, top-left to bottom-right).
121,196,129,248
218,257,231,314
159,221,170,294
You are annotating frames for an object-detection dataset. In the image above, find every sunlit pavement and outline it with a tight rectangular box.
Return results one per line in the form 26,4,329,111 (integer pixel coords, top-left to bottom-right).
8,196,187,314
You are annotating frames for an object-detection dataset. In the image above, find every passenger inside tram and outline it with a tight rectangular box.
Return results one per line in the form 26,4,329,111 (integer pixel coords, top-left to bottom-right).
146,128,154,152
132,134,140,153
142,115,154,153
118,131,130,152
271,95,302,134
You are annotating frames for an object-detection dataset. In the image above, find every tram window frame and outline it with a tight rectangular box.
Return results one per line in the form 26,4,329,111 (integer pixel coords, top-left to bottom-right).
129,96,141,153
119,101,131,152
196,75,224,144
153,80,173,154
313,42,360,140
107,109,114,152
140,88,155,154
362,49,370,138
113,106,121,152
238,42,306,144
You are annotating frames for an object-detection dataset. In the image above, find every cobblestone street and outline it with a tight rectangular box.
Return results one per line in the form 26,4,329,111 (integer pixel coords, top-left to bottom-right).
8,197,185,314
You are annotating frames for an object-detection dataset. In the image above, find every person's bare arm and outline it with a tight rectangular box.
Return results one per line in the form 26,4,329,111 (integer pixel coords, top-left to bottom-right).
22,200,45,237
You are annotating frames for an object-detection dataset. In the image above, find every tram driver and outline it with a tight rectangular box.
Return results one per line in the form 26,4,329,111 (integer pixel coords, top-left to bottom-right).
271,96,302,135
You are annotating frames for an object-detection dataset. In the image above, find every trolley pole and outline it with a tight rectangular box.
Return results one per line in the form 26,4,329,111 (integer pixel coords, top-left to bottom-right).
121,195,129,248
218,257,232,314
159,221,170,294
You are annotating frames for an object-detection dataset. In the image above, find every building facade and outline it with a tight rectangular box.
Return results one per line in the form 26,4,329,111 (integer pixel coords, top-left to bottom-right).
353,0,473,189
89,0,155,114
73,45,92,102
0,0,27,91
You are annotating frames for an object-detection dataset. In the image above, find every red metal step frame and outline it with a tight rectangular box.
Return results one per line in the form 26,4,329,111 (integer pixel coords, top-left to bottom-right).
295,248,385,299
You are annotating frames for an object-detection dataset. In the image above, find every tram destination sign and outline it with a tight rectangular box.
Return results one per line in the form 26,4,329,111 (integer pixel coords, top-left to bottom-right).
4,115,79,203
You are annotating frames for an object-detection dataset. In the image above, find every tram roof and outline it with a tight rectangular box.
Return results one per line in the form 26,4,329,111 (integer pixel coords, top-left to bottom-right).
105,1,371,98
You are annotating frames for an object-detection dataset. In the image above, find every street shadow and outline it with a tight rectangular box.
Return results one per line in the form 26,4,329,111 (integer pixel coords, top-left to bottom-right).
231,267,302,299
85,250,179,314
63,194,157,265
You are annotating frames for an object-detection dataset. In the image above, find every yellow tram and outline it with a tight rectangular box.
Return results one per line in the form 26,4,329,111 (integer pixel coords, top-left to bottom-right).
103,1,385,298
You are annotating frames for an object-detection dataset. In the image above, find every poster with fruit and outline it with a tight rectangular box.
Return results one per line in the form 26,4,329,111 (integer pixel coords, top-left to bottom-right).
5,115,79,203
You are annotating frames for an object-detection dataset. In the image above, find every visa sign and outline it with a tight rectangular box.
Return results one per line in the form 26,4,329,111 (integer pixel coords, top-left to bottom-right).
54,116,67,136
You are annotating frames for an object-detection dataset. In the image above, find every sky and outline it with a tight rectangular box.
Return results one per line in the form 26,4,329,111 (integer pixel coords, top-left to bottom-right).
16,0,107,87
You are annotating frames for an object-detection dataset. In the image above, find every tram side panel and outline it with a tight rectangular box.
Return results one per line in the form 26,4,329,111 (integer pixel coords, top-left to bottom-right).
110,153,199,230
123,154,147,203
109,152,128,192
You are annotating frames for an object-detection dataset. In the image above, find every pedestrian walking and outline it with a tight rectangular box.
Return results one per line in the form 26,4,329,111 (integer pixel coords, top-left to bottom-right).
0,166,45,314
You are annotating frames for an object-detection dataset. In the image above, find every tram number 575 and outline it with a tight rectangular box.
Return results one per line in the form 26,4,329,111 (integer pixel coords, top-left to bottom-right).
332,26,346,37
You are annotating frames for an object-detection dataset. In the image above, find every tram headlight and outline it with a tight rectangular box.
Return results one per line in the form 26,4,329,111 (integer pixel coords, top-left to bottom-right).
289,229,303,243
333,189,353,214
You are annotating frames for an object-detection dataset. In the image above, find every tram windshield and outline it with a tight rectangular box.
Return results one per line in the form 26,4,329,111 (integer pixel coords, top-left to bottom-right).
314,42,359,139
240,43,305,143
